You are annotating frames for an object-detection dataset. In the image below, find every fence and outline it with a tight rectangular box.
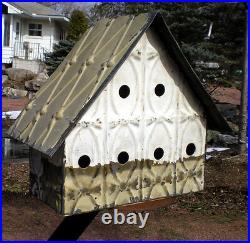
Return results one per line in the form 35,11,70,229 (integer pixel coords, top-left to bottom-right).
13,42,48,61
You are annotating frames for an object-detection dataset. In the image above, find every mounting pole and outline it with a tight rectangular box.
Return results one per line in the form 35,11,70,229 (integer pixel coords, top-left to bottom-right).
48,211,99,240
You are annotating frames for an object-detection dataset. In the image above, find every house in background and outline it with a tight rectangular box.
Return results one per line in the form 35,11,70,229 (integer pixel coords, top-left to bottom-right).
2,2,69,66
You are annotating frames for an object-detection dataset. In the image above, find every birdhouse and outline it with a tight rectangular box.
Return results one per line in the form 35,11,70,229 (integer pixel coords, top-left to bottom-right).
9,12,230,216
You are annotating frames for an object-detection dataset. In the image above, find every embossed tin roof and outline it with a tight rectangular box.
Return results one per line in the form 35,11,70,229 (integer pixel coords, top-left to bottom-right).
8,12,231,156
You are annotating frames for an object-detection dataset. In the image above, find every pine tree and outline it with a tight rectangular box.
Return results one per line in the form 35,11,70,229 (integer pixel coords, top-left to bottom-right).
89,2,246,87
67,10,88,42
45,10,88,75
45,40,74,76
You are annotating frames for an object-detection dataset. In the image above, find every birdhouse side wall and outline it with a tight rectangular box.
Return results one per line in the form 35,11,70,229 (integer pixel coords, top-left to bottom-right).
29,147,64,214
63,30,206,215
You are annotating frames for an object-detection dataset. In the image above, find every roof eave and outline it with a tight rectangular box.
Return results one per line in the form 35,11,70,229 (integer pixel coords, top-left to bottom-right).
2,2,23,14
5,2,69,22
27,13,69,22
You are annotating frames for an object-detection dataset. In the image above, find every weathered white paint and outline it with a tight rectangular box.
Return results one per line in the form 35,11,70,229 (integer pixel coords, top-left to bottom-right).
65,30,206,168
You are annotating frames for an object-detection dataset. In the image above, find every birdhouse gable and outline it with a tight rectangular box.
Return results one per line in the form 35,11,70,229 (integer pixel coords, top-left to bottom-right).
8,12,230,158
65,29,206,169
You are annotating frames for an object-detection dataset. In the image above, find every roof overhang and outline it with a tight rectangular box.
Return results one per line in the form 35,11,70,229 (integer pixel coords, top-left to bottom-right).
2,2,22,14
2,2,69,22
28,13,69,22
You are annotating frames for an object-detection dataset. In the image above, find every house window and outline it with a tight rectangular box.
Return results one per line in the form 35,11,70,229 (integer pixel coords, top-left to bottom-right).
28,23,42,36
4,15,10,46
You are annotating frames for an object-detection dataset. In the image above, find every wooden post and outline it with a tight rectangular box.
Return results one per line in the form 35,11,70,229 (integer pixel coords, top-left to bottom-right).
238,7,248,154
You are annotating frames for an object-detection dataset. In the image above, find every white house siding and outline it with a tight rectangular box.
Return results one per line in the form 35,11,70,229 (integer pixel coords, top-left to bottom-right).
21,18,56,52
2,14,14,63
65,30,206,168
2,16,58,63
2,48,13,63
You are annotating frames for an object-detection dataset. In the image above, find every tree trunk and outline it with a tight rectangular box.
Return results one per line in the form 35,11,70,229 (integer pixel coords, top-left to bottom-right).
238,8,248,154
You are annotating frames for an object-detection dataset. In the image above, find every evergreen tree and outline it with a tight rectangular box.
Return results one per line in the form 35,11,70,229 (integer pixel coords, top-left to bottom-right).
89,2,246,87
45,10,88,75
67,10,88,42
45,40,74,76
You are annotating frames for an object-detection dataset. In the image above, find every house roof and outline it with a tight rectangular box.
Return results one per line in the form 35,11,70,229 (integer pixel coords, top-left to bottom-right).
5,2,69,20
8,12,231,157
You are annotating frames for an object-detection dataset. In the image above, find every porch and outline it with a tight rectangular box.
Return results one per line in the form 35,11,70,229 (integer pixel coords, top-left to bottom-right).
2,42,49,64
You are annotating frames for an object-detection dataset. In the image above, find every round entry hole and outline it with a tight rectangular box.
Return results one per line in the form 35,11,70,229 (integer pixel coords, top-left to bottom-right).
119,85,130,98
186,143,196,156
118,151,129,164
154,147,164,160
78,155,91,168
155,84,165,97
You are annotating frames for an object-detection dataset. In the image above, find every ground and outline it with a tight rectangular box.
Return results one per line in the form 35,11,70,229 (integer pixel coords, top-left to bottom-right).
2,150,248,240
2,96,29,112
208,86,241,106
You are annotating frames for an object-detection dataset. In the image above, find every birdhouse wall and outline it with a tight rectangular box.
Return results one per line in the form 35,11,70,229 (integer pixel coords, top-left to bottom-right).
29,146,64,214
62,29,206,215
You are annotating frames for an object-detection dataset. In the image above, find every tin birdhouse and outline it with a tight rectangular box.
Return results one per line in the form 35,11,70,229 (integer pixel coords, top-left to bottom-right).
9,12,230,215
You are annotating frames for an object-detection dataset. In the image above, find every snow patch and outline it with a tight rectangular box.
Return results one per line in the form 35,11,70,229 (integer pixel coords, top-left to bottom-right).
206,147,230,160
206,147,230,153
2,110,21,119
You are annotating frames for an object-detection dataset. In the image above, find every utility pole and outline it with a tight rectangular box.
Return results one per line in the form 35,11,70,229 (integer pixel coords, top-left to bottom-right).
238,6,248,154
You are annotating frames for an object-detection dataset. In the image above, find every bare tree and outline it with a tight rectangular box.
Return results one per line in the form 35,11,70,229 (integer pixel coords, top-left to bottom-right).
238,7,248,154
40,2,89,17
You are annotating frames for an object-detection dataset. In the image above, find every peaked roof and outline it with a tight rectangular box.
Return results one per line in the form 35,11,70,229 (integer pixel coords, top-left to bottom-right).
8,12,231,157
5,2,69,20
